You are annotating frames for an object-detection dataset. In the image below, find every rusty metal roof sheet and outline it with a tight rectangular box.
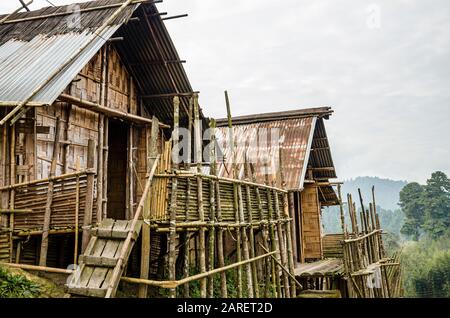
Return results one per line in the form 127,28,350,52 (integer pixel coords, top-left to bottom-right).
216,108,338,202
216,116,316,190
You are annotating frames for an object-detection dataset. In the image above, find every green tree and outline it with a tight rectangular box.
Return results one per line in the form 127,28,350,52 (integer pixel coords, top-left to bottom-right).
421,171,450,239
399,182,425,240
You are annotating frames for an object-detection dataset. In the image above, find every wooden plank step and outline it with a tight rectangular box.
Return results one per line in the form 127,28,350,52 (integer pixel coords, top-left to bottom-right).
79,255,118,267
66,286,107,298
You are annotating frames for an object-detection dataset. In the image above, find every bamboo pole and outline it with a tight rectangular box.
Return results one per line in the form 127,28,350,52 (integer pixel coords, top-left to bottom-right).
264,163,281,298
168,97,180,298
207,119,217,298
8,123,15,263
122,251,277,289
73,159,80,265
81,139,95,252
193,93,207,297
238,182,254,297
105,155,160,298
39,117,61,266
244,156,259,298
181,97,193,297
0,0,141,126
250,162,271,297
139,116,159,298
279,149,296,297
224,91,243,298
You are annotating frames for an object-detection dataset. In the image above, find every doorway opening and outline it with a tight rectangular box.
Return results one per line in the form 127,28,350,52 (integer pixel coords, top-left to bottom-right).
107,120,128,220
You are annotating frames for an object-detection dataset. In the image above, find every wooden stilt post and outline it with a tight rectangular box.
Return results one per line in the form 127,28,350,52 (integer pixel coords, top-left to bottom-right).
168,97,180,298
39,117,61,266
139,116,159,298
81,139,95,252
193,93,207,297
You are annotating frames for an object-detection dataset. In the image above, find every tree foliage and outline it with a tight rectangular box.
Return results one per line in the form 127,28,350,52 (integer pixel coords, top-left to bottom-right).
400,171,450,240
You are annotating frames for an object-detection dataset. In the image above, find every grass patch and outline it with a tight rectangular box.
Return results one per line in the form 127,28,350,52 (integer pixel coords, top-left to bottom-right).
0,266,41,298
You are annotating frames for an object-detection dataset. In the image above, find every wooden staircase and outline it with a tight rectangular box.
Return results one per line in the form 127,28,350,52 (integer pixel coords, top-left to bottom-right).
66,154,160,298
66,218,142,298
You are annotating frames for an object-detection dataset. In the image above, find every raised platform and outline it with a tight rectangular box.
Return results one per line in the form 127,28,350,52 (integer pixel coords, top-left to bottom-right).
294,258,343,278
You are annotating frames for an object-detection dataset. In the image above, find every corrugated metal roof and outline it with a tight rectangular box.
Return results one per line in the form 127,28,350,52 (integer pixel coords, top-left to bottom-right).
0,0,137,106
0,27,118,105
216,116,316,190
0,0,204,125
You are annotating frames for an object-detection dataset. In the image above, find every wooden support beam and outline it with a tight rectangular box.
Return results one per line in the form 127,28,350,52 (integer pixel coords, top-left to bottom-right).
141,92,199,99
162,14,188,21
57,94,169,128
1,0,161,25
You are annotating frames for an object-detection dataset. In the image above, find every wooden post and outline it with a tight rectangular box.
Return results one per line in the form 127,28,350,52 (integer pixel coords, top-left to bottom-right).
8,123,16,263
182,97,193,297
244,156,259,298
215,147,227,296
138,116,159,298
279,149,296,297
81,139,95,252
194,93,207,297
74,158,80,265
250,162,271,297
264,163,281,298
126,125,134,219
238,182,254,297
168,97,180,298
225,91,243,297
39,118,61,266
273,188,290,298
207,119,217,298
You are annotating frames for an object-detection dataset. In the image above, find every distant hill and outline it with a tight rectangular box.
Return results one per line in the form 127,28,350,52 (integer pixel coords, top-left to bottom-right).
341,176,408,211
322,176,407,235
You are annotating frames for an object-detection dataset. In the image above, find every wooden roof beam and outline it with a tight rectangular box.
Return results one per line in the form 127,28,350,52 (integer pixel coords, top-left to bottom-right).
57,93,170,128
142,91,199,99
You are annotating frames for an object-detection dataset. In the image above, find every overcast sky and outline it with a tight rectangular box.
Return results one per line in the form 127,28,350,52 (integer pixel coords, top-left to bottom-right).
1,0,449,183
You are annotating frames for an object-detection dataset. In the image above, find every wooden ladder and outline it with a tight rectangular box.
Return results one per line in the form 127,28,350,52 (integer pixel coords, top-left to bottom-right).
66,154,160,298
66,218,142,297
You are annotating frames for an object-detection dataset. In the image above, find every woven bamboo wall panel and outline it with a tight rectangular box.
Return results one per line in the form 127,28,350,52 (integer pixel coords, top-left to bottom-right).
5,174,97,232
301,185,322,260
0,232,9,262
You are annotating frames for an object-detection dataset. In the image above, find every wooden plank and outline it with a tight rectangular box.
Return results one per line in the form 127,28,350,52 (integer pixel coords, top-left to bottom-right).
68,286,107,298
87,267,109,289
94,218,115,237
79,255,118,267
